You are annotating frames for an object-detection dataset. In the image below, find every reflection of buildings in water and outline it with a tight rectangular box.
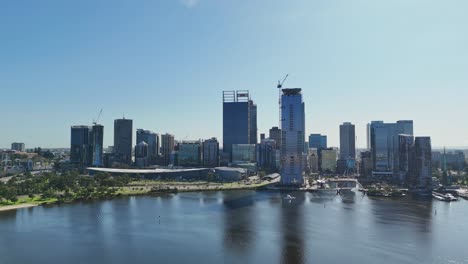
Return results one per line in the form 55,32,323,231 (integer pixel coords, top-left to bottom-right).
222,192,255,253
280,192,306,264
369,198,433,233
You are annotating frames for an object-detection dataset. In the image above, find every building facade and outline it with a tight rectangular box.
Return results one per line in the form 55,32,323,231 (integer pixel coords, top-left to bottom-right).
280,88,305,186
70,126,91,166
90,124,104,167
222,90,252,158
161,133,175,166
135,141,149,168
113,118,133,165
339,122,355,160
321,148,337,173
11,143,25,152
178,141,202,167
308,134,327,149
256,138,277,170
232,144,256,164
370,120,413,178
136,129,159,165
269,126,281,149
414,137,432,189
202,138,219,167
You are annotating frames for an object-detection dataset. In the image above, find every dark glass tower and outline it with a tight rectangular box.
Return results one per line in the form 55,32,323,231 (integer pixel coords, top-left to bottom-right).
222,90,256,158
70,126,91,166
114,118,133,165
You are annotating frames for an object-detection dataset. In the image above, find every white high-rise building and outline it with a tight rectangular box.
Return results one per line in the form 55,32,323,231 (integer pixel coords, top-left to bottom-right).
280,88,305,186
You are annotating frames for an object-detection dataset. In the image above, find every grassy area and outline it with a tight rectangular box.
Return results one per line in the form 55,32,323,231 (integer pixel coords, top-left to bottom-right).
0,195,58,207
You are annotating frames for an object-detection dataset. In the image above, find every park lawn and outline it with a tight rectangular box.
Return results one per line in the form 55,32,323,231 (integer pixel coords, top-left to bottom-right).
0,195,58,207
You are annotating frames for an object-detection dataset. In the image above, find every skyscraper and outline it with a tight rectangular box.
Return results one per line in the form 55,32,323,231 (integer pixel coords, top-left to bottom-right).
202,137,219,167
70,126,91,166
249,100,257,145
308,134,327,150
397,134,414,185
414,137,432,189
135,141,149,168
90,124,104,167
370,120,413,179
256,138,277,170
222,90,256,158
269,126,281,149
280,88,305,186
339,122,355,160
136,129,159,165
113,118,133,165
161,133,175,166
178,141,202,167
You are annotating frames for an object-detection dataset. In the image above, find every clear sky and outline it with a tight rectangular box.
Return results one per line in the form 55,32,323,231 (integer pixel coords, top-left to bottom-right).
1,0,467,149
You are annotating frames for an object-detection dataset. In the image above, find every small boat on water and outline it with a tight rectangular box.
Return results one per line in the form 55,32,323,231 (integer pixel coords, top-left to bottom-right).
284,194,296,200
432,192,458,202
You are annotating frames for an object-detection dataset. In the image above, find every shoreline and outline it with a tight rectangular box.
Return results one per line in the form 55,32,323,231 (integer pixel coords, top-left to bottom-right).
0,203,38,212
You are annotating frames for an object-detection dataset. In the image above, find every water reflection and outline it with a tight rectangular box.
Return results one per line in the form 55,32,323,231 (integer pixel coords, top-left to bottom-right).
280,192,306,264
222,192,255,253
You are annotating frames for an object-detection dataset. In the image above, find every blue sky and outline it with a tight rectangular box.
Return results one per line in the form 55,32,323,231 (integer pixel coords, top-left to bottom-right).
1,0,467,149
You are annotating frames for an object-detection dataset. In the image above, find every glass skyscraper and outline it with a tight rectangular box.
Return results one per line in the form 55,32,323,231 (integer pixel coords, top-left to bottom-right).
308,134,327,150
222,90,257,159
90,124,104,167
114,118,133,165
280,88,305,186
136,129,159,165
339,122,355,160
370,120,413,179
70,126,91,166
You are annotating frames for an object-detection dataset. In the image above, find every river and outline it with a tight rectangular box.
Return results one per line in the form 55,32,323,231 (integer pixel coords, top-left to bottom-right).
0,191,467,264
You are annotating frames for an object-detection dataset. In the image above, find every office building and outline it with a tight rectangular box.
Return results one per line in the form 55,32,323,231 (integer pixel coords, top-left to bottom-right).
90,124,104,167
232,144,256,164
11,142,25,152
135,141,149,168
249,100,257,145
269,126,281,149
113,118,133,165
70,126,91,166
161,133,175,166
222,90,256,158
397,134,414,185
308,148,319,173
260,133,265,141
202,138,219,167
370,120,413,178
256,138,277,170
136,129,159,165
339,122,355,160
280,88,305,185
321,148,337,173
414,137,432,189
309,134,327,150
359,151,372,176
178,141,202,167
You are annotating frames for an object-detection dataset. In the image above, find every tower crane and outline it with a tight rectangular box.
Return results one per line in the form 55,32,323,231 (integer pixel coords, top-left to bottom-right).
277,74,289,126
93,108,103,125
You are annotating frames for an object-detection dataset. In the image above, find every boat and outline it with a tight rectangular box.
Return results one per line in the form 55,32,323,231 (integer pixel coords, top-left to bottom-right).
432,192,458,202
284,194,296,200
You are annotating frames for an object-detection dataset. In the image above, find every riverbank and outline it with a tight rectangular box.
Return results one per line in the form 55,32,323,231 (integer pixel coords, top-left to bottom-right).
0,203,38,212
0,179,275,211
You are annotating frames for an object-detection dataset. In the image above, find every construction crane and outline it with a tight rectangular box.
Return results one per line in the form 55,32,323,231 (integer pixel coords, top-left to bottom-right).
277,74,289,127
93,108,103,125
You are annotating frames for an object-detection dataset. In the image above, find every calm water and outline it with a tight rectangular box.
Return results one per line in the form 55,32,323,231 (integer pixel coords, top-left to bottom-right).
1,191,468,264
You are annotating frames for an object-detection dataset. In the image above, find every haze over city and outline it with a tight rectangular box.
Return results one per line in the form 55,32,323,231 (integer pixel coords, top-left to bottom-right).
1,0,467,148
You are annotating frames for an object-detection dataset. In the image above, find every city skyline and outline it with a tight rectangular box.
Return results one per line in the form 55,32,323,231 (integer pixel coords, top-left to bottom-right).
1,1,468,148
